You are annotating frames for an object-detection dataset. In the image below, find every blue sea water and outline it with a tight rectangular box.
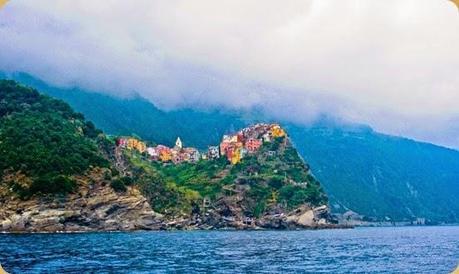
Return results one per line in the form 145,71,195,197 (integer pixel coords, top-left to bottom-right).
0,226,458,273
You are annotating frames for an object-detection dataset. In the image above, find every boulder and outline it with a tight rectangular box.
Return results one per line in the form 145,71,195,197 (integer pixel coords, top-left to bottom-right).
297,210,315,226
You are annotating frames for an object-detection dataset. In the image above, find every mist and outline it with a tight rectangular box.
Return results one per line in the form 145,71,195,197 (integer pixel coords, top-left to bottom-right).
1,0,458,148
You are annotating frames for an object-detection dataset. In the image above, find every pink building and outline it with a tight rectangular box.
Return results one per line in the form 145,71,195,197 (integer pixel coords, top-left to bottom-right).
245,138,262,153
116,138,128,148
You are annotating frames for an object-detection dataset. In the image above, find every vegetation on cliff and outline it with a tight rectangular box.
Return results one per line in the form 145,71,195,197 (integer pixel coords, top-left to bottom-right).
0,80,328,224
18,73,458,223
123,135,327,218
0,80,108,198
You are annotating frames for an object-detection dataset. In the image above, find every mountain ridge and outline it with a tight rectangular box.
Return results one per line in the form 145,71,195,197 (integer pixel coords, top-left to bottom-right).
0,80,335,232
3,73,459,223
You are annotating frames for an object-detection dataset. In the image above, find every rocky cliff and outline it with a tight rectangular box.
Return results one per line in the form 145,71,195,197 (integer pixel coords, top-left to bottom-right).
112,132,343,231
0,80,344,232
0,168,163,232
0,166,338,232
0,147,340,232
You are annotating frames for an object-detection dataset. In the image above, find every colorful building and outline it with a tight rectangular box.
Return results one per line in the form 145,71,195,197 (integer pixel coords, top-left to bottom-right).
220,140,231,156
185,148,201,163
172,151,185,164
230,146,242,165
270,124,286,138
222,134,238,143
207,146,220,159
220,134,241,156
224,142,243,165
262,132,272,143
116,138,128,148
147,147,159,160
137,142,147,153
126,138,147,153
237,132,245,143
245,138,262,153
116,123,286,166
157,145,172,162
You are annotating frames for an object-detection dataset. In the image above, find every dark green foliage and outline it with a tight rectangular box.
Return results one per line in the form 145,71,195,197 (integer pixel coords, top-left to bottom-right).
110,179,127,192
247,184,271,217
266,136,284,151
30,175,77,195
267,176,284,189
282,147,301,163
110,176,134,192
16,74,459,222
104,171,112,180
0,80,108,197
13,73,247,150
110,168,120,177
133,137,328,216
11,175,77,198
0,77,329,216
120,176,134,186
287,125,459,222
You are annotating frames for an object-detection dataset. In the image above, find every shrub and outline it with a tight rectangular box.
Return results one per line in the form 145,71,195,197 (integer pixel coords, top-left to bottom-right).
111,168,120,177
104,171,112,180
268,176,284,189
120,176,134,186
110,179,127,192
29,175,77,196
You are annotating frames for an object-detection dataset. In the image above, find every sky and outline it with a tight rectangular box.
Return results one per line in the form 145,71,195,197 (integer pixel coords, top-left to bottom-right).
0,0,459,148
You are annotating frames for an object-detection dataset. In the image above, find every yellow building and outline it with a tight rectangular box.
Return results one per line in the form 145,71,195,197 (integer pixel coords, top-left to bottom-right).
230,146,242,165
270,124,286,138
127,138,137,150
136,141,147,153
127,138,147,153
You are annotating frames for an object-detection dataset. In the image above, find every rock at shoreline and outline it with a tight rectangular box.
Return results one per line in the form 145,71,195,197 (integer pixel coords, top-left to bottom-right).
0,176,163,233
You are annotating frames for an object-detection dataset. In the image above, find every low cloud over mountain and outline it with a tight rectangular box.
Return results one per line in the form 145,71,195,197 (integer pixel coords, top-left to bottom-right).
1,0,458,148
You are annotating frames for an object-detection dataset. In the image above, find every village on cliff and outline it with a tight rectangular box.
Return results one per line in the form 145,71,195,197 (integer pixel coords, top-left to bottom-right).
115,123,286,165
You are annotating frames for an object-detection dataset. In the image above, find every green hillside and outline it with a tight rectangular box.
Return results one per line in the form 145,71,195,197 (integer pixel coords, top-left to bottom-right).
0,80,328,228
124,136,327,218
287,126,459,222
7,73,246,149
4,73,459,223
0,80,109,198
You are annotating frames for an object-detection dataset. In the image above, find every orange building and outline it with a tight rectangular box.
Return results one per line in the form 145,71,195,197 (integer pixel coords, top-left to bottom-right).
127,138,147,153
270,124,286,138
220,141,231,156
157,145,172,162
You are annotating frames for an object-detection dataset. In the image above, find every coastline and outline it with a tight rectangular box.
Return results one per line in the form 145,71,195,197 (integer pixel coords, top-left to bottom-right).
0,224,353,234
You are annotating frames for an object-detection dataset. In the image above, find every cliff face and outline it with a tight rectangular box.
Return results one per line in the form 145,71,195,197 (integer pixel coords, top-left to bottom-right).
0,168,163,232
0,168,335,232
0,81,340,232
0,138,337,232
119,133,338,230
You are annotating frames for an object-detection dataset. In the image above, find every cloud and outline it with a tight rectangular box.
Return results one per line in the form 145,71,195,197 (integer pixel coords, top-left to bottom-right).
1,0,459,147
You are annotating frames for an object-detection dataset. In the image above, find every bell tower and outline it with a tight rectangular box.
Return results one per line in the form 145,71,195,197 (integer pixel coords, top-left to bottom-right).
175,137,183,150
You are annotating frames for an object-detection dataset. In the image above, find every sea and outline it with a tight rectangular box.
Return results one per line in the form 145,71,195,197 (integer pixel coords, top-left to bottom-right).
1,226,458,273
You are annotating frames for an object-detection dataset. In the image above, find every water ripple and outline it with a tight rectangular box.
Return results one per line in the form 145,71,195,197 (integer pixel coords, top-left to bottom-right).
0,226,458,273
